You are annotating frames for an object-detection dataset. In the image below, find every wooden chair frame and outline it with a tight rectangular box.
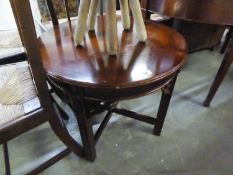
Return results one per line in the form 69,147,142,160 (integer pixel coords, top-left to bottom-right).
0,1,85,174
45,0,74,26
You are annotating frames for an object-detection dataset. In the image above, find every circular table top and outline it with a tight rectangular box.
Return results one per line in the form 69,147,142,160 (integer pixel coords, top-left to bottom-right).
39,17,187,89
149,0,233,26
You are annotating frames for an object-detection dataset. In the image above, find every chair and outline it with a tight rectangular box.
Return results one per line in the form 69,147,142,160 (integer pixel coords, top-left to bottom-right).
0,27,26,64
45,0,71,26
1,1,84,174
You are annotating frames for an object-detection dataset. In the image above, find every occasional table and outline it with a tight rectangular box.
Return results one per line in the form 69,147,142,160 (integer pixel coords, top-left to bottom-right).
38,16,187,161
141,0,233,106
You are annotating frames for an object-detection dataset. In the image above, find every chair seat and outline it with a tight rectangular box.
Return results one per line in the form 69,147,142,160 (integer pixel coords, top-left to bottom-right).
0,29,23,59
0,62,40,126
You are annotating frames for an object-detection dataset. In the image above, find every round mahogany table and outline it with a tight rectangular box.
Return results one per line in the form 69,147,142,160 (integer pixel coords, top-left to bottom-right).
143,0,233,106
38,17,187,161
145,0,233,26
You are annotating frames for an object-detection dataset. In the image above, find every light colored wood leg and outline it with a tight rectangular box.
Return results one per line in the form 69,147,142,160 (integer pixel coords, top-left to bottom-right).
119,0,131,30
129,0,147,42
87,0,99,31
74,0,91,46
105,0,118,55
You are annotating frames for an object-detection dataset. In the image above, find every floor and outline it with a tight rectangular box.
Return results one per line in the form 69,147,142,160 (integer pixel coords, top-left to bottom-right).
1,49,233,175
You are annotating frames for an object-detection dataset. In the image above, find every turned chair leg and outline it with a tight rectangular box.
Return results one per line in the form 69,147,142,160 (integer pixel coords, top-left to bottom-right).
203,44,233,107
3,142,11,175
153,72,178,136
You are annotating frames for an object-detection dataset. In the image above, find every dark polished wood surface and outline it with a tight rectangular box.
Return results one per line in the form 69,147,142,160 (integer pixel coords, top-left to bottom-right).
144,0,233,26
39,16,187,89
38,15,187,160
141,0,233,106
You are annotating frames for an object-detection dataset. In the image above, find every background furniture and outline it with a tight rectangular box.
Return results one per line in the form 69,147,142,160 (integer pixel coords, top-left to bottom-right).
140,0,226,53
0,1,86,174
141,0,233,106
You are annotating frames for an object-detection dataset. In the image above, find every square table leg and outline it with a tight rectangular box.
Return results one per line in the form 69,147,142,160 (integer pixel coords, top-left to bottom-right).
71,96,96,162
153,71,179,136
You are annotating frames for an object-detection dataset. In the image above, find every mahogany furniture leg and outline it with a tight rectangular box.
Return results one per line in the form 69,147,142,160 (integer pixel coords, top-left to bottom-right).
153,71,179,136
63,0,70,21
70,93,96,161
47,78,96,161
220,27,233,54
3,142,11,175
26,148,70,175
204,39,233,107
94,110,113,143
45,0,58,25
48,110,84,158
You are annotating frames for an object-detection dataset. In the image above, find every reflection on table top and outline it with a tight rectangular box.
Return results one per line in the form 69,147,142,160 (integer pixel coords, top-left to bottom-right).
146,0,233,26
39,17,187,88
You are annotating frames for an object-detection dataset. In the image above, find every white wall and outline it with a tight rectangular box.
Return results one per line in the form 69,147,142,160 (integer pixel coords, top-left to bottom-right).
0,0,43,35
0,0,17,30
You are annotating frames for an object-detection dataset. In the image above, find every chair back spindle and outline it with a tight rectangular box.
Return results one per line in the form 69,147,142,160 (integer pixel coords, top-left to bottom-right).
45,0,73,26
